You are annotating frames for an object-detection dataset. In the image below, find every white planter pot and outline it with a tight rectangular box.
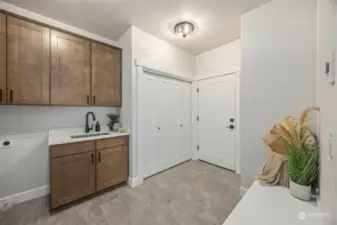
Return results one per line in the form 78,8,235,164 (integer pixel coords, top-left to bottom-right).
289,180,311,201
113,123,120,132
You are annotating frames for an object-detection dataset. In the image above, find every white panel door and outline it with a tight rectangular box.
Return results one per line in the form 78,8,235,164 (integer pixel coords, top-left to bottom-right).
178,81,192,163
198,74,236,170
157,77,175,172
138,72,160,178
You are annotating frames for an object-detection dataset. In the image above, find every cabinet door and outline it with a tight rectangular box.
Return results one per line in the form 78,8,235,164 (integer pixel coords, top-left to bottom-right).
51,151,95,209
96,146,128,192
91,43,121,106
0,13,5,104
51,30,90,105
7,17,50,105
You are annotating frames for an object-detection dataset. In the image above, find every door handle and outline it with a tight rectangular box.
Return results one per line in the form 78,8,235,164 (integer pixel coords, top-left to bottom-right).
91,153,94,164
87,95,90,104
93,95,96,104
0,89,2,103
226,125,235,130
98,152,101,162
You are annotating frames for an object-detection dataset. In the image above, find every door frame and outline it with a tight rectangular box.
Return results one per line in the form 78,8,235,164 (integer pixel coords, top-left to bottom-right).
133,60,194,184
192,72,241,174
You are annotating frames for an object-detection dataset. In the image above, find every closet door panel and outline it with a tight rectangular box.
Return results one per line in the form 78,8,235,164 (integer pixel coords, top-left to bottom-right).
171,81,182,166
179,82,192,162
139,72,160,178
157,77,172,172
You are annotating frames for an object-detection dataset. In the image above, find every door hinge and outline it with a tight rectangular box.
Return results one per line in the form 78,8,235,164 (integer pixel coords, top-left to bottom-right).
197,116,199,122
197,88,199,93
197,145,200,151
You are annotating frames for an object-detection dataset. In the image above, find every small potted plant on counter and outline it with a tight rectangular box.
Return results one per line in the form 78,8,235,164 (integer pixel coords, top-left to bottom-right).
107,113,120,132
278,107,319,201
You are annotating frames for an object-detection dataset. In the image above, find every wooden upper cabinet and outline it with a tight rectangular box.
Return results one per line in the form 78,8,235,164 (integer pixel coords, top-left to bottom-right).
50,151,95,209
91,43,121,106
51,30,90,105
7,17,50,105
96,146,128,192
0,13,6,104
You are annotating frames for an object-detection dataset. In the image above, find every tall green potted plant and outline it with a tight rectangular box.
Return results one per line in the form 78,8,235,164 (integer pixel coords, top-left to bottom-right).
277,107,319,201
286,144,318,200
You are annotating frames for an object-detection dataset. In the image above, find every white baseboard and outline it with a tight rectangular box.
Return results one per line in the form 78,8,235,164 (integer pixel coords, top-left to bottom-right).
127,177,143,188
0,185,49,210
240,186,248,197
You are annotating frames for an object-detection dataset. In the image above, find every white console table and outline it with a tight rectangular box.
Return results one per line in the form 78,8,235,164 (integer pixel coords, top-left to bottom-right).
223,181,323,225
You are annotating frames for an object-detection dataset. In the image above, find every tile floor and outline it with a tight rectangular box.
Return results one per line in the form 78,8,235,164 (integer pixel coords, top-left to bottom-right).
0,160,241,225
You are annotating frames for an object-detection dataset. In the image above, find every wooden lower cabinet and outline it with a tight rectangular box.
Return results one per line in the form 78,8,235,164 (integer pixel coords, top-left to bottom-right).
50,137,129,210
0,13,6,104
50,151,95,209
96,146,128,192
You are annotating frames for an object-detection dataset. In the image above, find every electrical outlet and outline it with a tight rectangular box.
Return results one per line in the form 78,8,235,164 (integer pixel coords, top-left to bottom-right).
0,140,14,149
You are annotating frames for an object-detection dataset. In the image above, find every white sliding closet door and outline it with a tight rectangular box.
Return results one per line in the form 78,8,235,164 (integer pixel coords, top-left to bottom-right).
139,70,192,179
157,77,174,172
138,73,160,178
178,82,192,163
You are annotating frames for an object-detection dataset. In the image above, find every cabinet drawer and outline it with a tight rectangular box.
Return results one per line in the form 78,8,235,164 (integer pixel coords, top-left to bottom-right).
51,141,95,158
96,136,128,150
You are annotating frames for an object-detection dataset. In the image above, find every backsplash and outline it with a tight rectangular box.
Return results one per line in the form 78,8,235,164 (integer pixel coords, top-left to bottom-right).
0,105,118,136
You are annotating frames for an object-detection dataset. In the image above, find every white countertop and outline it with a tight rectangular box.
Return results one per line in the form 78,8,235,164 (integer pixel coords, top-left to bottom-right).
223,181,323,225
48,126,130,146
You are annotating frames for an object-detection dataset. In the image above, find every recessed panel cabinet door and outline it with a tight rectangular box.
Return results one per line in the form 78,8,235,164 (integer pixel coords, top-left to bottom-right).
7,17,50,105
96,146,128,192
51,30,90,105
92,43,121,106
0,13,6,104
51,151,95,209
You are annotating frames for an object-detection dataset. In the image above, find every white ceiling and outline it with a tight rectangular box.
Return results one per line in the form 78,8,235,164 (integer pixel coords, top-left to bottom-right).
3,0,270,55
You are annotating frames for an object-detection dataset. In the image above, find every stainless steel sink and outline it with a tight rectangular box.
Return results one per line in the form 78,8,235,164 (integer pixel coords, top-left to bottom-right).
70,132,109,139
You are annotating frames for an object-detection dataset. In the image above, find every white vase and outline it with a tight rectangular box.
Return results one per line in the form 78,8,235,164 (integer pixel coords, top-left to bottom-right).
289,180,312,201
113,123,120,132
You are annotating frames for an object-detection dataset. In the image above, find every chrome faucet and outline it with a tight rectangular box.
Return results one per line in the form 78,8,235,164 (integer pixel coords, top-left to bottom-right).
85,112,96,133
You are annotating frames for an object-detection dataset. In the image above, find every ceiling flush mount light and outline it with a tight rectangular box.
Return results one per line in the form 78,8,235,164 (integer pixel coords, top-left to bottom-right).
174,21,195,38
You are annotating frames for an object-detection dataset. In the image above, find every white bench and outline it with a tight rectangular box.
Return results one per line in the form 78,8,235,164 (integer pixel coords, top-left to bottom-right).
223,181,323,225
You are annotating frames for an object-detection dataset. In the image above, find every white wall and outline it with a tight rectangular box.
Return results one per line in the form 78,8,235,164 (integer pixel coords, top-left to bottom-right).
132,26,195,78
240,0,317,189
0,2,119,204
117,27,133,177
317,0,336,224
195,40,241,78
